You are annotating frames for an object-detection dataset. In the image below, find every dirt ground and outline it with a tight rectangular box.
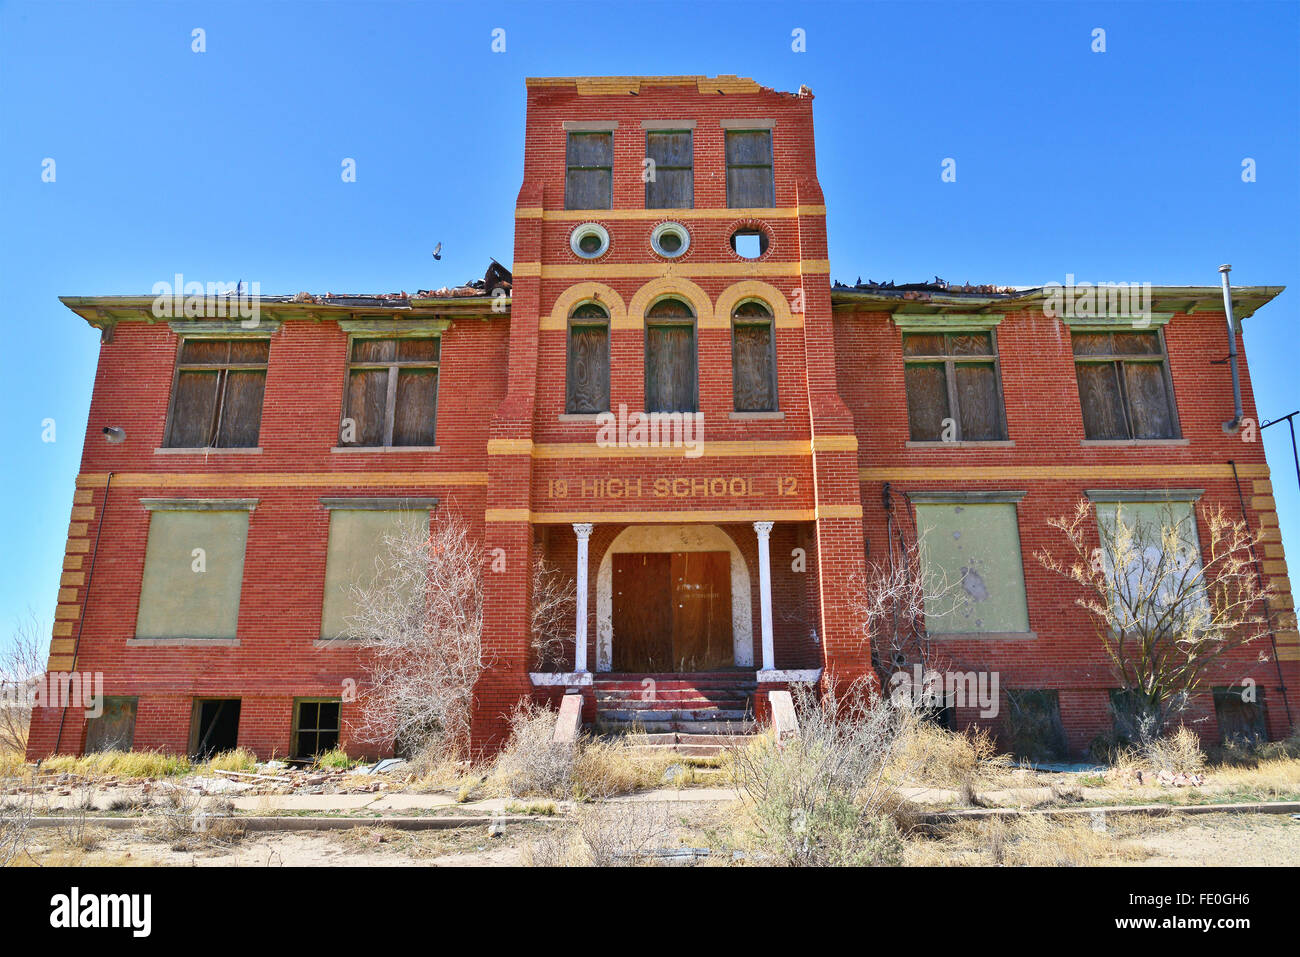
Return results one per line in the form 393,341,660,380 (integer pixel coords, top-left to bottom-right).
13,804,1299,867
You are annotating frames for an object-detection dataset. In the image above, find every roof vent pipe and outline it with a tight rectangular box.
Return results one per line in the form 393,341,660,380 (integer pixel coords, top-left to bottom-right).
1219,264,1244,433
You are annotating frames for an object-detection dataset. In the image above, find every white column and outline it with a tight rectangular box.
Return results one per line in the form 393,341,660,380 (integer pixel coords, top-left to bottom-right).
572,523,593,673
754,521,775,672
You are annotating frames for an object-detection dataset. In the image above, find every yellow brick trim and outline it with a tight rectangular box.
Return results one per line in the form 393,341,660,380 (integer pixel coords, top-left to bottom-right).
1279,646,1300,662
517,439,813,459
540,282,628,331
52,621,73,638
66,540,90,554
712,280,801,330
1262,559,1288,576
860,464,1273,482
1274,630,1300,645
812,435,858,453
57,588,78,604
816,504,864,520
69,505,95,522
54,605,80,620
75,471,490,489
63,556,83,570
1264,543,1285,558
49,638,75,656
1259,511,1279,527
1261,526,1282,542
68,523,88,538
73,488,93,504
509,508,820,524
484,508,532,522
625,276,716,328
513,260,830,281
531,206,822,222
60,571,84,587
486,439,535,456
1252,479,1274,495
47,655,75,671
1251,495,1277,512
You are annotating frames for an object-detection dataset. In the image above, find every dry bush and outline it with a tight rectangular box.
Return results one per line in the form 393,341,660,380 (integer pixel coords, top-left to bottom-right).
489,701,574,798
203,748,258,773
524,803,675,867
352,508,485,759
530,558,576,672
1140,726,1206,775
0,786,35,866
149,788,243,851
887,708,1011,790
907,813,1153,866
0,613,45,759
730,680,907,866
571,734,678,799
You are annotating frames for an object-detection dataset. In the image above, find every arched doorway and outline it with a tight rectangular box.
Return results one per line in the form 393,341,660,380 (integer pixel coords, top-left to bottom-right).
595,525,754,672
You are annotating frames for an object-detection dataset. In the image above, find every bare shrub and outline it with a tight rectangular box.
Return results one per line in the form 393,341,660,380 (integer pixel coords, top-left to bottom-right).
1038,500,1274,735
0,787,35,866
731,680,907,866
888,708,1010,790
530,558,576,671
351,509,485,759
150,788,243,851
0,612,45,758
490,701,573,798
524,803,675,867
1139,725,1206,775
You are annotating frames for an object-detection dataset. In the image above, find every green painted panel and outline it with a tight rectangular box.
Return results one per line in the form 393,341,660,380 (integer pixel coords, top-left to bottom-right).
320,509,427,640
917,502,1030,634
135,511,249,639
1095,500,1203,628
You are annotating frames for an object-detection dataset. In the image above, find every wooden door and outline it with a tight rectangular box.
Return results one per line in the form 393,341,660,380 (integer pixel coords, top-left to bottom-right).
612,553,673,671
670,552,733,670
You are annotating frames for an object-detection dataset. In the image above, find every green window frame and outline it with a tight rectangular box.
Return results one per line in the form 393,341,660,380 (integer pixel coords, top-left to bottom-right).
340,336,440,448
645,129,693,209
565,131,613,210
293,698,342,758
164,337,269,448
1072,329,1180,440
902,330,1008,442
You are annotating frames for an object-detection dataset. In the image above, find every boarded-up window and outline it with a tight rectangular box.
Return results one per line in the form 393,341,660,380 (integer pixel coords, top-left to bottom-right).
320,508,428,640
732,300,777,412
1005,690,1069,762
566,302,610,413
1073,331,1178,439
1213,686,1268,746
725,130,774,208
1094,499,1205,634
915,501,1030,635
902,331,1006,441
341,337,439,447
565,131,613,210
165,338,268,448
646,130,693,209
294,699,342,758
644,298,697,413
84,697,138,753
136,509,250,639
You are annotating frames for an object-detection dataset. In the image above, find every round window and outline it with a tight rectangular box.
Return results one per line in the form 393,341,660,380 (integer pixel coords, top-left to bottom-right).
651,221,690,259
570,222,610,259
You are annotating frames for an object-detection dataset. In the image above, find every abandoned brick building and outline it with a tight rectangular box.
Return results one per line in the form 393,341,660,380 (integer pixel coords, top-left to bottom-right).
27,74,1298,762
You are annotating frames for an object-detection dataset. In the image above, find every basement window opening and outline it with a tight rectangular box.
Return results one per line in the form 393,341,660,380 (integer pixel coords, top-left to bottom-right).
294,699,342,758
189,698,241,760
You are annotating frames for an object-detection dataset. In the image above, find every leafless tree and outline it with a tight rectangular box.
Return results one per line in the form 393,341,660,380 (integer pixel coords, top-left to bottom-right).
530,558,576,672
1037,499,1275,736
350,509,486,758
0,612,46,757
847,535,960,694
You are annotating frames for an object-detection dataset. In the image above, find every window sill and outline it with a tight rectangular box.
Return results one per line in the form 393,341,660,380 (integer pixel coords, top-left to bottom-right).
905,440,1014,449
927,631,1036,642
154,447,262,455
126,637,240,647
331,445,440,453
1080,439,1188,447
730,411,784,421
558,413,604,422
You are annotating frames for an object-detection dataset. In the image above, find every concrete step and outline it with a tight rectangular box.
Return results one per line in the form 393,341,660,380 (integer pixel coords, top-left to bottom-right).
597,708,750,723
597,718,757,735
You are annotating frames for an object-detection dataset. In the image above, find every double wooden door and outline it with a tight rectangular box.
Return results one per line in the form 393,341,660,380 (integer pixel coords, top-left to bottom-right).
611,551,733,672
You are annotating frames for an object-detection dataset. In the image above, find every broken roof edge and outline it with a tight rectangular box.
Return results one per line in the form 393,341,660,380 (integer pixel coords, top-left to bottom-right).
829,284,1286,321
526,74,801,96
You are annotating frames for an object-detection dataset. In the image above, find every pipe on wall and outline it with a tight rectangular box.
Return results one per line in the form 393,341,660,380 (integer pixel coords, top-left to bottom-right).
1220,264,1244,433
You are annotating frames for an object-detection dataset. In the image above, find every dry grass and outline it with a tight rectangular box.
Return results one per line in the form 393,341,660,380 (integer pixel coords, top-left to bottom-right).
34,748,260,780
907,813,1157,866
887,711,1015,791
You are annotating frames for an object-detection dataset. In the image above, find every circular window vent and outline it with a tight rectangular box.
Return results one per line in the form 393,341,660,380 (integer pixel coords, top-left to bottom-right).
651,221,691,259
570,222,610,259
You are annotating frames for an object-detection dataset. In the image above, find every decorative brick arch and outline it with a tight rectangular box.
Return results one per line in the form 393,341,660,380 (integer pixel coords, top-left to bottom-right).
713,279,800,329
624,276,714,330
594,524,754,672
541,282,626,331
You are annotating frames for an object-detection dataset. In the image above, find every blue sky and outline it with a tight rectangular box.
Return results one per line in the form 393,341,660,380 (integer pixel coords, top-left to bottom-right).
1,0,1298,656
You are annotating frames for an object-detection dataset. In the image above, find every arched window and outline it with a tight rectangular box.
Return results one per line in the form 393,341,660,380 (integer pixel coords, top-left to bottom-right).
566,301,610,413
731,299,777,412
645,297,697,413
